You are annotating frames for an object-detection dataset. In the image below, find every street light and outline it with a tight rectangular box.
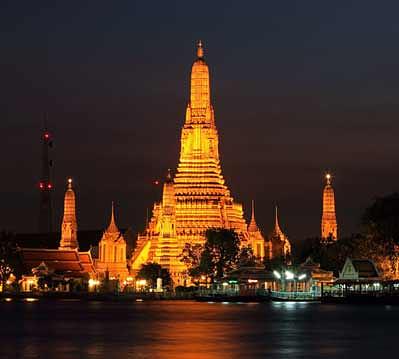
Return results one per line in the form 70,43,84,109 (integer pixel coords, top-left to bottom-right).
285,270,294,280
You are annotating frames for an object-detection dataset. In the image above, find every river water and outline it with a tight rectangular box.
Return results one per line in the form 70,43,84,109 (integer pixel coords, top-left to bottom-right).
0,299,396,358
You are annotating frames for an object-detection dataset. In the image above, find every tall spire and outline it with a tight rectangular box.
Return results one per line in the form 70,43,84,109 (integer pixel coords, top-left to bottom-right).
321,173,338,240
274,205,283,236
248,200,259,232
197,40,204,58
269,205,291,258
166,168,173,183
106,201,119,233
326,173,331,185
189,40,211,115
162,169,175,210
59,178,79,250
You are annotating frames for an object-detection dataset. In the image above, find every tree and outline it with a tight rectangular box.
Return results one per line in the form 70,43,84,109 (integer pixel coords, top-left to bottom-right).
263,255,287,271
0,231,18,291
360,193,399,278
191,228,240,279
136,263,172,289
237,246,256,267
180,243,203,278
362,193,399,244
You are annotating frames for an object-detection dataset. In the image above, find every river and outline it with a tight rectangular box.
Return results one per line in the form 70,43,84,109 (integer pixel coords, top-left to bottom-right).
0,299,396,358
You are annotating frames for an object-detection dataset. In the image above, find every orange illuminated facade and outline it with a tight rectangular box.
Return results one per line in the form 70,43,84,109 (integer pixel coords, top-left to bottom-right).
247,201,266,259
321,173,338,240
266,206,291,259
131,42,265,283
59,178,79,250
95,203,129,282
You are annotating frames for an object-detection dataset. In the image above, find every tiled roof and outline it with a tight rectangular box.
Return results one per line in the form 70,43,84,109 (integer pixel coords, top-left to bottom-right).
19,248,95,276
351,259,379,278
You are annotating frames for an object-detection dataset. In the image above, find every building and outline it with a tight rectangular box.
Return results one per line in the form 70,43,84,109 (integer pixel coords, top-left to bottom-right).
19,249,95,292
19,179,96,292
247,201,265,260
321,173,338,240
131,42,266,284
339,258,380,280
94,203,129,282
266,206,291,260
59,178,79,250
322,258,383,299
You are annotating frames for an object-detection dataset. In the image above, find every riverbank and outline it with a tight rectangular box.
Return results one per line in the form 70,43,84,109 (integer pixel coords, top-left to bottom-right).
0,291,196,302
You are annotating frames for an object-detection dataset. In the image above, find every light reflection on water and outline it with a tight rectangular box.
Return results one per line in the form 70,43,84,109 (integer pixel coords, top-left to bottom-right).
1,300,398,358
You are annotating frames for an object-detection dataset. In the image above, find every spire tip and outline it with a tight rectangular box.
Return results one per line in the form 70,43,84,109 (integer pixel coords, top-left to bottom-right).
325,173,332,185
197,40,204,58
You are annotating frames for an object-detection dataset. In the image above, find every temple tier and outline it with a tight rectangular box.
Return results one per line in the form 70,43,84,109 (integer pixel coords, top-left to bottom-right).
131,42,271,284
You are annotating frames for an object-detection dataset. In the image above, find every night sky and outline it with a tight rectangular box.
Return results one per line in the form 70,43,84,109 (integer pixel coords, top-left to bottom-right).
2,1,399,242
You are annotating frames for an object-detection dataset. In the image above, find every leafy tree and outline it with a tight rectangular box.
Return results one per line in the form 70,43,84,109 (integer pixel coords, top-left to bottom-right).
362,193,399,244
136,262,172,288
360,193,399,277
293,235,364,276
263,255,287,271
180,243,204,278
237,245,256,267
191,228,240,279
0,231,18,291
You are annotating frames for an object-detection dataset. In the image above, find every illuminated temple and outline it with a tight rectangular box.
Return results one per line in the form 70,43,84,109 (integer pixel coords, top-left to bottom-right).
321,174,338,240
131,42,269,283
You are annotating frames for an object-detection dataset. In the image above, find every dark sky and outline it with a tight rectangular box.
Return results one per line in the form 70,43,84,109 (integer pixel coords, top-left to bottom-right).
2,1,399,241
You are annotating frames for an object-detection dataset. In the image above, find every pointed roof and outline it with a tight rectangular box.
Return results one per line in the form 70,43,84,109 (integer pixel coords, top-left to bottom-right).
271,205,286,239
248,200,259,232
325,173,332,186
190,41,210,112
106,202,119,233
197,40,204,58
166,168,173,183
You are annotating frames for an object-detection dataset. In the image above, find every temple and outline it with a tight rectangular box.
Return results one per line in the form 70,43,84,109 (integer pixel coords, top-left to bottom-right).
95,202,129,282
59,178,79,250
321,173,338,240
247,201,266,259
266,206,291,259
19,178,96,291
131,42,264,283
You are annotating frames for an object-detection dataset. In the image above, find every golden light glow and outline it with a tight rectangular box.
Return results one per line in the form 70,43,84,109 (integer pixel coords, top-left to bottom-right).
24,298,38,302
95,203,129,283
88,279,100,287
130,42,261,285
137,279,147,287
59,177,78,250
322,173,338,240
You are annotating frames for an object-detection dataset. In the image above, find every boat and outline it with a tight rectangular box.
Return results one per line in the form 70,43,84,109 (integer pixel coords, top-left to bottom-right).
195,293,270,303
270,291,320,302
